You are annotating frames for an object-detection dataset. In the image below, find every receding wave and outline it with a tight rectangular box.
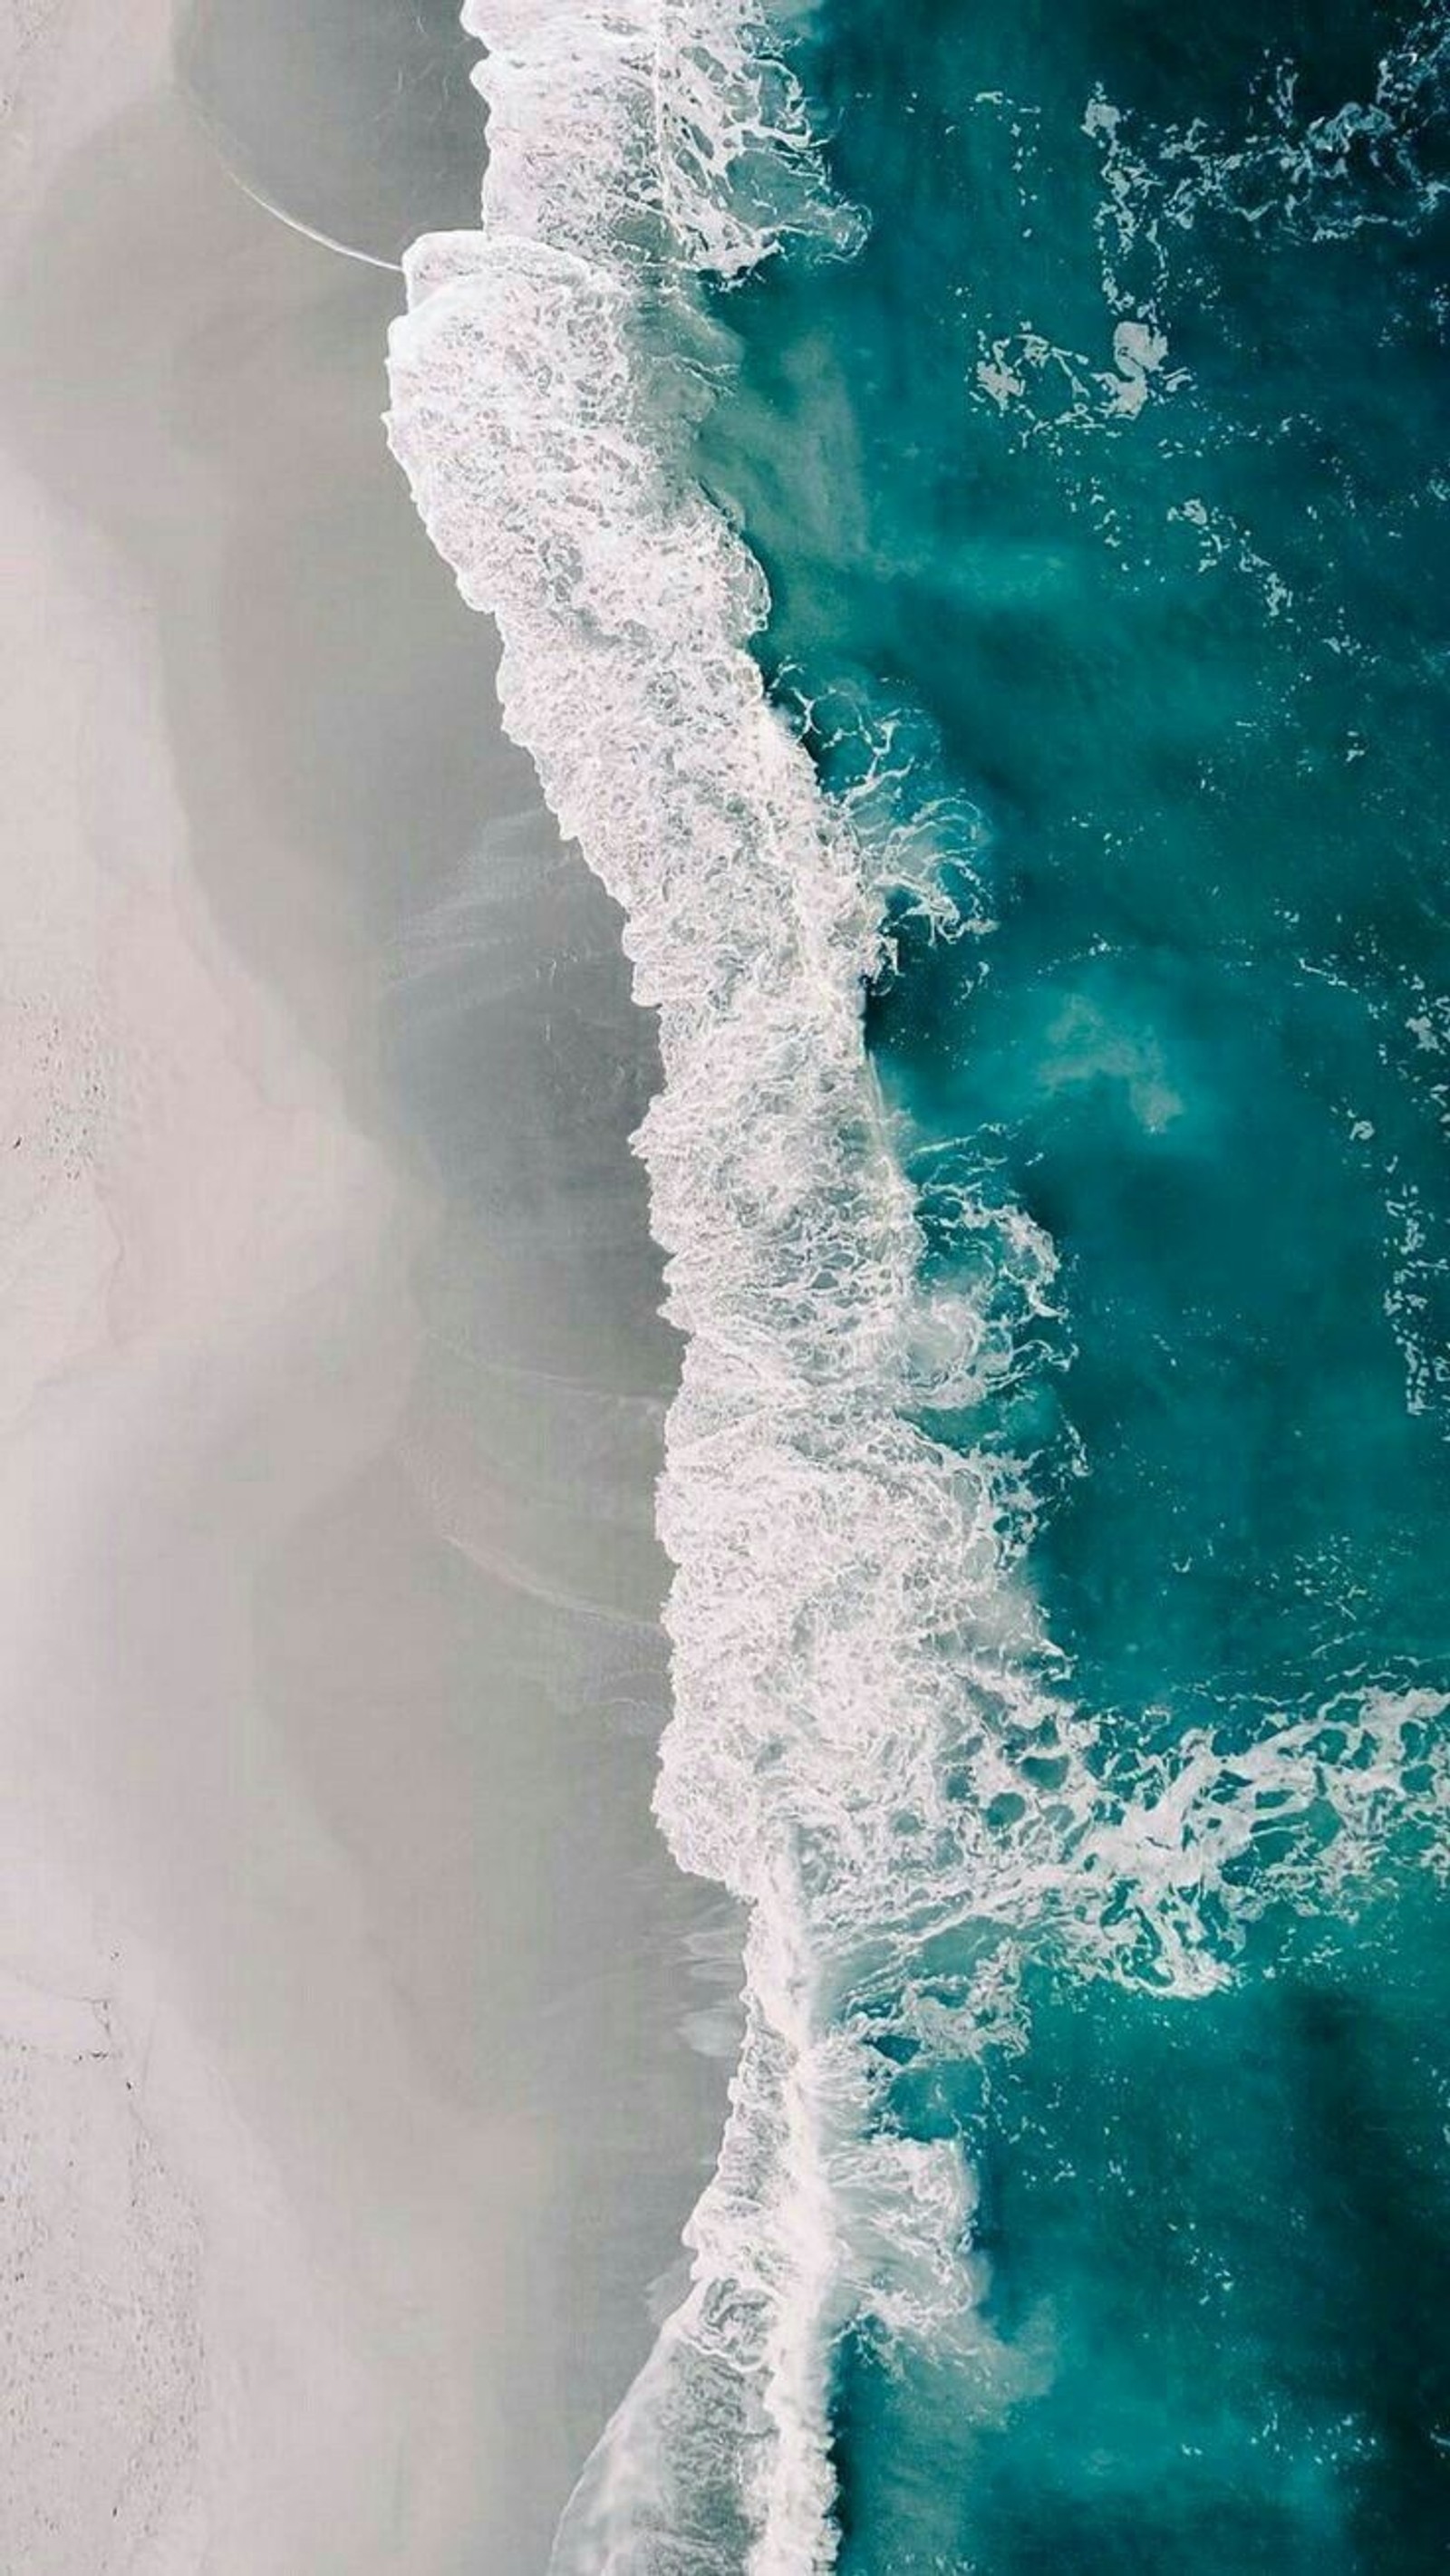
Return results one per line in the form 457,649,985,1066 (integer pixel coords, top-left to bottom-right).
385,5,1450,2565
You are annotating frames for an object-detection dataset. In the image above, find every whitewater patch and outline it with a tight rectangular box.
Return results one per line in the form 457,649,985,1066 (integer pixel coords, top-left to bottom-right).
385,4,1450,2566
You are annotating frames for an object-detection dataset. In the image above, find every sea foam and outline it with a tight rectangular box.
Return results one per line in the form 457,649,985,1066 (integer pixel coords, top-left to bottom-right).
385,5,1450,2565
386,12,1010,2562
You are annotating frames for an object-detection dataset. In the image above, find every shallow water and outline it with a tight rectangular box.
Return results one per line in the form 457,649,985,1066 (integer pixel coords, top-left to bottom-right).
177,0,485,262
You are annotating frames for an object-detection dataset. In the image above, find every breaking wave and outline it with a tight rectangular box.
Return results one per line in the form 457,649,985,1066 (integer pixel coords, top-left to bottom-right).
384,5,1450,2564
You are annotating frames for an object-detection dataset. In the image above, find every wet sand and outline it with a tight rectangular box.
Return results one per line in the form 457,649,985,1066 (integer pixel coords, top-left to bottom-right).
0,1,729,2565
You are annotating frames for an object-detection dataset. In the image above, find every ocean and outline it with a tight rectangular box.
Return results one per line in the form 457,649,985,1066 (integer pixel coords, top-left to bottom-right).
386,2,1450,2567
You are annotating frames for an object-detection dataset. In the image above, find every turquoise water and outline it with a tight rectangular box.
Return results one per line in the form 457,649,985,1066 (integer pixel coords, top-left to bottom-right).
388,1,1450,2558
691,3,1450,2562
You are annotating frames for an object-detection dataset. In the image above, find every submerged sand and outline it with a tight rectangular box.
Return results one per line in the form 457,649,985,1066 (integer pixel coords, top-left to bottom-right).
0,2,729,2565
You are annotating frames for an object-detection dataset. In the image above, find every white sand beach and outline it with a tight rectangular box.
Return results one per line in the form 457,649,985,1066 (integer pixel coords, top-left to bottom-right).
0,2,728,2565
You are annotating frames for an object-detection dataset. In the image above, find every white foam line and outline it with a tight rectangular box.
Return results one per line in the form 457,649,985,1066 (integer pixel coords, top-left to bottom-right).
383,13,966,2549
179,81,405,271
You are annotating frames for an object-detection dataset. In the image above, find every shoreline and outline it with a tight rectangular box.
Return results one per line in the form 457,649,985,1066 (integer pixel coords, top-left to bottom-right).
0,2,730,2563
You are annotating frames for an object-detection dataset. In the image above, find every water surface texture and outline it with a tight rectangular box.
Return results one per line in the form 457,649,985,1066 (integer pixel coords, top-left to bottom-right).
388,3,1450,2565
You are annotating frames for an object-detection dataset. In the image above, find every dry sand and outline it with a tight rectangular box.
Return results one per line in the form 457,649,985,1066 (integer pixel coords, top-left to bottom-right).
0,3,729,2565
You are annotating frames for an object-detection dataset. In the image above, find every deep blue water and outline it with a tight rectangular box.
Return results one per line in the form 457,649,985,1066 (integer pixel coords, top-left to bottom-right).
694,2,1450,2562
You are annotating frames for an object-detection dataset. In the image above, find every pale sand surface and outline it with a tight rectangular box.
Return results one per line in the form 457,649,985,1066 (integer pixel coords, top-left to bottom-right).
0,3,729,2565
